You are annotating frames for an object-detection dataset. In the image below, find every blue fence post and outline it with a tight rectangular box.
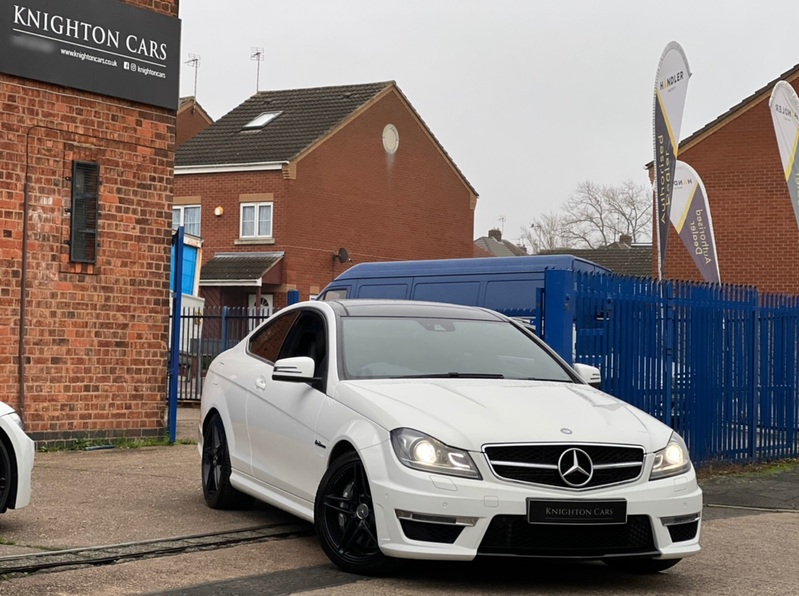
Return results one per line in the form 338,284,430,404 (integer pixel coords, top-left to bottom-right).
663,281,674,430
544,269,575,365
750,290,760,461
167,226,184,444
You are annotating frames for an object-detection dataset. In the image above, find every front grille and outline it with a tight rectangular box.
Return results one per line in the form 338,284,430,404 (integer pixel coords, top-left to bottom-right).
400,520,464,544
484,444,644,489
667,521,699,543
478,515,656,558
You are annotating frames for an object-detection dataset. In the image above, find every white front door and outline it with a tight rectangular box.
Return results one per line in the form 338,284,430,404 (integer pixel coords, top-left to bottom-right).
248,293,274,330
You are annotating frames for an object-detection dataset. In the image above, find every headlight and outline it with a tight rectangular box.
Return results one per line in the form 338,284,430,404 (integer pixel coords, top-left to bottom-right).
390,428,481,479
650,432,692,480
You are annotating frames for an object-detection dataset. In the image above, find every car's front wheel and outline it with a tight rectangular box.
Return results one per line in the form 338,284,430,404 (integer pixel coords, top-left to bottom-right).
314,452,394,576
201,414,249,509
0,440,11,513
604,557,682,574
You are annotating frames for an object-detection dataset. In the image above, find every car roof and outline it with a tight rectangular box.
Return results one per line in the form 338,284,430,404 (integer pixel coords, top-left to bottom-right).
325,299,506,321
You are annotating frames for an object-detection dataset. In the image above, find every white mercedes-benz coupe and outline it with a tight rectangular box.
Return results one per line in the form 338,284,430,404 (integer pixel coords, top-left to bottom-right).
199,300,702,575
0,401,34,515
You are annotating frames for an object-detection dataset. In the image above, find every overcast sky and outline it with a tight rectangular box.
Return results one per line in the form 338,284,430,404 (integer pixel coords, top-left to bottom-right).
178,1,799,246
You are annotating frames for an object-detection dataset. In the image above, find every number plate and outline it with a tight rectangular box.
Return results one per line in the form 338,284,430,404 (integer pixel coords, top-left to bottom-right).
526,498,627,525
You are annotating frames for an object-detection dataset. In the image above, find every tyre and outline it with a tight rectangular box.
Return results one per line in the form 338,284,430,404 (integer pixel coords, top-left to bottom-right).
604,557,682,574
201,414,249,509
314,452,395,576
0,440,11,513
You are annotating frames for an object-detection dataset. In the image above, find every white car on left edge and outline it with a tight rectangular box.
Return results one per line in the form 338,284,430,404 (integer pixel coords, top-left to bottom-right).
0,401,35,514
199,299,702,576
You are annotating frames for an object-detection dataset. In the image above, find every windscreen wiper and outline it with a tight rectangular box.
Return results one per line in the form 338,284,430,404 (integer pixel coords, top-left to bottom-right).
390,372,505,379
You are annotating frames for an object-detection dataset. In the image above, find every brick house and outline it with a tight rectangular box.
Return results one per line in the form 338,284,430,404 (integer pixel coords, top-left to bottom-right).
655,65,799,293
539,235,653,277
0,0,179,443
174,81,478,313
176,97,213,148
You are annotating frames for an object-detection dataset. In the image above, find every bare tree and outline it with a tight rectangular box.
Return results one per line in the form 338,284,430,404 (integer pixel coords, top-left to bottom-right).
556,180,652,249
519,211,569,253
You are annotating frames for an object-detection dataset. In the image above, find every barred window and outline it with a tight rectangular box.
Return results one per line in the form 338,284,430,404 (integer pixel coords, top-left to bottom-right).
70,161,99,264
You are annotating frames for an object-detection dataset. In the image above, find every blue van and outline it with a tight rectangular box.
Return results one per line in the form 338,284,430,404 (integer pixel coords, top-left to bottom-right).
318,255,610,320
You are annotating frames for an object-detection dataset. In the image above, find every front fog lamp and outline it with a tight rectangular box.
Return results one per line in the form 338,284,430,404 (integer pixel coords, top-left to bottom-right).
391,428,481,479
650,432,692,480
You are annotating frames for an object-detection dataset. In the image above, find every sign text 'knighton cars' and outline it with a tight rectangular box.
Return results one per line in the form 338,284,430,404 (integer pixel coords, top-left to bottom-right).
0,0,180,110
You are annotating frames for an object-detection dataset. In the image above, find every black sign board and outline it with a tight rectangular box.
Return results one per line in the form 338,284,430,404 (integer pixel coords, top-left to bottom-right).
527,499,628,525
0,0,181,110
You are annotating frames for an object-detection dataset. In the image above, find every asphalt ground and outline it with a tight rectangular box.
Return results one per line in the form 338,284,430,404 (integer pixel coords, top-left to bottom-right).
0,406,796,595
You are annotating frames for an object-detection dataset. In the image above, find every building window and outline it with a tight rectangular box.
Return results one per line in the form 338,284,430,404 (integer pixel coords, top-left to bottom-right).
240,202,273,239
242,111,282,131
173,205,201,236
70,161,99,264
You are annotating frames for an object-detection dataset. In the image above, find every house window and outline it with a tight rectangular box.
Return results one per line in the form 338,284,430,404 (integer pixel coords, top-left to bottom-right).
173,205,201,236
70,161,99,264
240,202,273,239
242,111,282,130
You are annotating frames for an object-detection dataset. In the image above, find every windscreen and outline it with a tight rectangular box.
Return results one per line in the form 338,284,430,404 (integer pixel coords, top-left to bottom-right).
340,316,573,382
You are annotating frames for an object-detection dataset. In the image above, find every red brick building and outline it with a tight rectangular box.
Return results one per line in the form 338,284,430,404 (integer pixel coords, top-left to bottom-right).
0,0,179,443
174,81,478,312
176,97,213,148
658,66,799,294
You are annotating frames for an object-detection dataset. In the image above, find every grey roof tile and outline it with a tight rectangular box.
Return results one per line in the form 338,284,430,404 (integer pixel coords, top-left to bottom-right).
539,246,653,277
176,81,393,167
200,252,283,283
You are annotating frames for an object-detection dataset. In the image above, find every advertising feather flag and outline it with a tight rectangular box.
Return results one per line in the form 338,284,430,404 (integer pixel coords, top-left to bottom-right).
653,42,691,278
769,80,799,231
670,161,720,283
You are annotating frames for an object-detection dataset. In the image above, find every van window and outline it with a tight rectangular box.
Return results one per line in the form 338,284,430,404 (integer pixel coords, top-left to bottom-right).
413,281,480,306
358,283,409,299
320,288,348,300
484,280,539,313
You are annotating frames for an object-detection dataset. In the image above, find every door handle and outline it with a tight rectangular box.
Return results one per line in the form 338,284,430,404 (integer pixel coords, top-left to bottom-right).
255,377,266,390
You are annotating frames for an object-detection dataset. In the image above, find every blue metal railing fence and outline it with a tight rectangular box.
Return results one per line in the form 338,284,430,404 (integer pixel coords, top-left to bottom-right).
169,272,799,466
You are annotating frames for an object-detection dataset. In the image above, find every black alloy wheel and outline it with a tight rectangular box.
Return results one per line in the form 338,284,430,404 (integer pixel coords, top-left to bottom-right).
0,440,11,513
314,452,394,575
201,414,248,509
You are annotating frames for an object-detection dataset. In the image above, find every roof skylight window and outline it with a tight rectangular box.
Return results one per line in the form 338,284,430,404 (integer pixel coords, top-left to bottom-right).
242,111,282,130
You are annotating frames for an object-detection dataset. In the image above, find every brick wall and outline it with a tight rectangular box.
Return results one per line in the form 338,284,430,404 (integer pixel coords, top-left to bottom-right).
661,81,799,294
0,0,178,444
174,88,476,303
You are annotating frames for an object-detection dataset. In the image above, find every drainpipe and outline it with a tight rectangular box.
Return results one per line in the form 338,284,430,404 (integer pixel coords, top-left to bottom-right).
18,179,30,427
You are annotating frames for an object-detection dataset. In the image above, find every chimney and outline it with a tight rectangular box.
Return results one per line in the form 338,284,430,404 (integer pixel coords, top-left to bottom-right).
488,228,502,241
619,234,632,247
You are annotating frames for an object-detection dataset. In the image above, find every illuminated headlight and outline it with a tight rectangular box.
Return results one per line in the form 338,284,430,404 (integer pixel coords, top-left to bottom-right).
650,432,692,480
390,428,481,479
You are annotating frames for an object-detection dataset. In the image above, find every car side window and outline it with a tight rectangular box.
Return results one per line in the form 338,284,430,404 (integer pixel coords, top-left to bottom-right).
278,311,328,376
248,311,299,363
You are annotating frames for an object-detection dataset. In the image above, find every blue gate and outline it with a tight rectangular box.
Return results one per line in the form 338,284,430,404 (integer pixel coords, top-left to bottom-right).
546,269,799,465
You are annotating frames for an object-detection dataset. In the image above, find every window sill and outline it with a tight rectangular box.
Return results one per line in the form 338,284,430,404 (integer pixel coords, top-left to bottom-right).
235,237,275,245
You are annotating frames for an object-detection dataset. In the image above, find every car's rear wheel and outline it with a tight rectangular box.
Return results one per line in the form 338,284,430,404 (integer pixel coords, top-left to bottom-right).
604,557,682,574
0,440,11,513
314,452,394,575
201,414,249,509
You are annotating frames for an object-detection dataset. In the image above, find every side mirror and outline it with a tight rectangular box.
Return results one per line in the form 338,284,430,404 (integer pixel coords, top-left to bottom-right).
273,356,318,383
573,363,602,389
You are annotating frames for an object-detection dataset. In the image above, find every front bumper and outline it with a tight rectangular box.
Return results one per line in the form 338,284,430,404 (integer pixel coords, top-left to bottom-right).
359,442,702,561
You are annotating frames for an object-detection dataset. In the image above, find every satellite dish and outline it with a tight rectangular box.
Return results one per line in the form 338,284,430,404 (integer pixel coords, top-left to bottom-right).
334,248,349,264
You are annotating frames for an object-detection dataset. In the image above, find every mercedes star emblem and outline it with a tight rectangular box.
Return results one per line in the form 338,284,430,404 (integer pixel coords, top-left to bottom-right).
557,447,594,487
